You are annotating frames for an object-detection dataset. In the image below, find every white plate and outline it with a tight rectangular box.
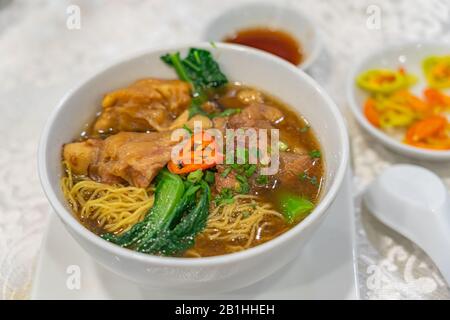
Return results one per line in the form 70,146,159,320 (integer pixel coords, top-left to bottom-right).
347,41,450,161
31,169,358,300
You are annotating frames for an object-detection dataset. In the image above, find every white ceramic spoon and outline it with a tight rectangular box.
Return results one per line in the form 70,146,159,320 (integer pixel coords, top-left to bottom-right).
363,164,450,285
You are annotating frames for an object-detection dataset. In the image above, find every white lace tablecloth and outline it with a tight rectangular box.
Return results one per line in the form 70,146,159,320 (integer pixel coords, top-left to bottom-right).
1,0,449,300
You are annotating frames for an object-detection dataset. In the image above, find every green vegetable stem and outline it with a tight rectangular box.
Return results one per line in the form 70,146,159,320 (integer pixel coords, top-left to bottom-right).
161,48,228,118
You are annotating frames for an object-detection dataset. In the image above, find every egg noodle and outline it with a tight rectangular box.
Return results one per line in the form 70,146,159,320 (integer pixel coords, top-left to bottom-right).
185,195,286,257
61,161,154,234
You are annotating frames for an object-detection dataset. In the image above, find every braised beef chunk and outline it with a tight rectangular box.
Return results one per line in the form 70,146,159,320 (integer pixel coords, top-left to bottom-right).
228,103,284,129
277,152,313,185
213,103,309,195
244,103,284,123
63,131,177,187
214,165,239,194
93,79,191,133
214,152,313,196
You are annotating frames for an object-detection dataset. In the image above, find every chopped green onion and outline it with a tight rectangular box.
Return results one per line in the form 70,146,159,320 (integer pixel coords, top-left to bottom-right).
235,174,250,194
299,125,310,133
309,150,321,159
221,167,232,178
231,163,240,170
256,175,269,185
278,141,289,151
244,164,257,177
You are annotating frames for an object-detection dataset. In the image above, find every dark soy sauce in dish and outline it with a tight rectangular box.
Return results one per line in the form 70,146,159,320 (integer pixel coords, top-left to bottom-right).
224,27,303,65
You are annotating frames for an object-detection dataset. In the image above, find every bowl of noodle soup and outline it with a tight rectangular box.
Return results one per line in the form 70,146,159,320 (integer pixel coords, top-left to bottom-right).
38,43,348,292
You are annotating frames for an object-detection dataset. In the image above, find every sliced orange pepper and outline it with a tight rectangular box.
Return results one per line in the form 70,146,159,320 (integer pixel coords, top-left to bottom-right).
397,90,428,113
364,98,380,127
405,115,448,146
167,161,216,174
406,140,450,150
167,131,222,174
405,115,447,142
381,90,428,114
424,88,450,107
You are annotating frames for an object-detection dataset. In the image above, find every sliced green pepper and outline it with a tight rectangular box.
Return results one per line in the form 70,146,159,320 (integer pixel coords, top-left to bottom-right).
356,69,416,94
423,56,450,89
371,92,419,128
278,192,315,224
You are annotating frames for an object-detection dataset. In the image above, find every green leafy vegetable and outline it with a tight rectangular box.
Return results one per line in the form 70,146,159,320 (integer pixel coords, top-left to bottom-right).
278,192,314,224
102,169,184,247
138,182,210,255
102,169,211,256
161,48,228,117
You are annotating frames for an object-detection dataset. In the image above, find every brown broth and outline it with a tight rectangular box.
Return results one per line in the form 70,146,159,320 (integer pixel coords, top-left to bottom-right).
224,27,303,65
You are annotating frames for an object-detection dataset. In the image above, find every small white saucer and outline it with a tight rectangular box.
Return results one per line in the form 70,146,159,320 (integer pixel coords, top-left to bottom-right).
31,169,358,300
203,2,321,70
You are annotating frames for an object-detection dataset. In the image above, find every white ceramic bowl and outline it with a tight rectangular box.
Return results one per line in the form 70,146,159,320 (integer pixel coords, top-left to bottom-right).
203,2,321,70
38,43,348,293
347,41,450,161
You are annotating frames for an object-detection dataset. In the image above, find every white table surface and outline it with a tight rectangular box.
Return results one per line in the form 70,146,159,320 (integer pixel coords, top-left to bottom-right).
1,0,449,299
